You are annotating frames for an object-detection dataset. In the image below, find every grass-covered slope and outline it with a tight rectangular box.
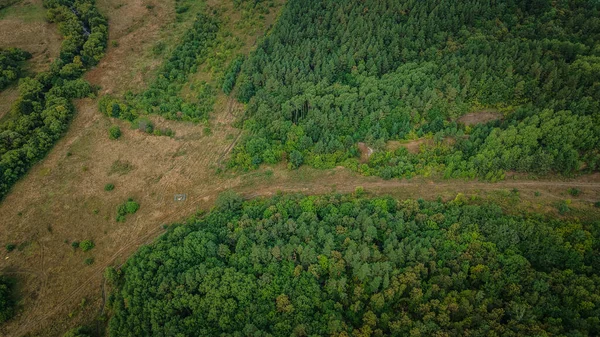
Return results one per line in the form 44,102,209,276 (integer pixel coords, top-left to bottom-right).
230,0,600,179
109,193,600,336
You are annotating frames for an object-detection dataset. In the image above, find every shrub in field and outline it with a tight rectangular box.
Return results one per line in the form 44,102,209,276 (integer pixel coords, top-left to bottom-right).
80,240,94,252
116,198,140,222
108,125,121,140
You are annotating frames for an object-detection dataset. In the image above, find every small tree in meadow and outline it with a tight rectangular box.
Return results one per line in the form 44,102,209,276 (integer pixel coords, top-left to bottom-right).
80,240,94,252
109,125,121,140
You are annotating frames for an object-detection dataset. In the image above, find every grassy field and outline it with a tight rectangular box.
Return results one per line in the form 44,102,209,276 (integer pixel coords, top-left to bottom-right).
0,0,289,335
0,0,61,119
0,0,61,72
0,0,599,336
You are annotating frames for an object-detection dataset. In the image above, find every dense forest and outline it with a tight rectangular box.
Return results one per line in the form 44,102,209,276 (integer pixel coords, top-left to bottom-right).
108,193,600,336
228,0,600,179
0,48,31,90
0,0,107,200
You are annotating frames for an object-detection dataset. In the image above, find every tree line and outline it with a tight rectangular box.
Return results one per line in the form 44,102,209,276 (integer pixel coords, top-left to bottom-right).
228,0,600,179
0,0,108,200
0,48,32,91
99,12,219,123
107,192,600,336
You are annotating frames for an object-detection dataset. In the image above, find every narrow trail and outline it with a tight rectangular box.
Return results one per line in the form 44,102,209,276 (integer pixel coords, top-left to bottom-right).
9,225,166,337
5,172,600,337
240,177,600,203
217,94,245,168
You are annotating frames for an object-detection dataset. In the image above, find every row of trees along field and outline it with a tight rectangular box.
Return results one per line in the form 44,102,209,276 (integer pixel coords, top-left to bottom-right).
0,48,31,90
98,12,219,122
227,0,600,180
98,12,219,123
0,0,108,200
107,192,600,336
99,0,280,124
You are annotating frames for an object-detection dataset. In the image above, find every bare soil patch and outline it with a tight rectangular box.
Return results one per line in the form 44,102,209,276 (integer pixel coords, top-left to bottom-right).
457,110,502,126
357,142,373,163
387,138,433,154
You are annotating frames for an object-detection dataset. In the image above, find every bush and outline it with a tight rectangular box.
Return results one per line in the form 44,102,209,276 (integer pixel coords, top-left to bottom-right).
84,257,94,265
104,183,115,191
5,244,15,252
117,198,140,222
558,201,570,215
80,240,94,252
222,55,244,95
125,199,140,214
137,119,154,133
215,190,243,212
109,125,121,140
568,188,581,197
288,150,304,169
0,47,32,90
105,267,120,286
152,41,165,56
71,241,80,249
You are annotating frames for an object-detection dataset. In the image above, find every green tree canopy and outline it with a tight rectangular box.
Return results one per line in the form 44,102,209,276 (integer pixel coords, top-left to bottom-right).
109,194,600,336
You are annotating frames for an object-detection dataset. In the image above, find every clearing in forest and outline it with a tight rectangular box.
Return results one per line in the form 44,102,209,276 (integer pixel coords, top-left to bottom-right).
457,110,503,126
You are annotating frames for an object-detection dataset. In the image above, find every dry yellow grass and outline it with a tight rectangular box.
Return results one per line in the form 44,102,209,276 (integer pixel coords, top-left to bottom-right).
0,0,61,73
0,0,62,118
0,1,286,335
0,1,599,337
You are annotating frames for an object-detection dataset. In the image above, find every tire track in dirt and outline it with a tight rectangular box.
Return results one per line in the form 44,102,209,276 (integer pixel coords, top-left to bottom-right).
10,225,166,337
217,95,245,168
8,175,600,337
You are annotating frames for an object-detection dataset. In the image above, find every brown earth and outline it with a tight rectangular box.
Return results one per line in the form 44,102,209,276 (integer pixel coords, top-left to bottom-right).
457,109,503,126
357,142,373,162
387,138,433,154
1,3,600,337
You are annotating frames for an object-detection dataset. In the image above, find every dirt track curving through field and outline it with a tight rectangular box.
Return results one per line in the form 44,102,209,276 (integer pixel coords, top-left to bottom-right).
1,0,599,335
1,90,599,337
3,158,600,336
